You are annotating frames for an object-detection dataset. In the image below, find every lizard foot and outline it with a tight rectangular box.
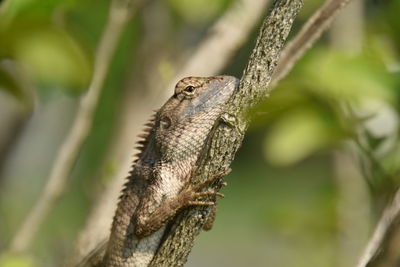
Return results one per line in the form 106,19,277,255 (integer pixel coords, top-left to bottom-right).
133,169,231,237
192,168,231,190
182,168,231,207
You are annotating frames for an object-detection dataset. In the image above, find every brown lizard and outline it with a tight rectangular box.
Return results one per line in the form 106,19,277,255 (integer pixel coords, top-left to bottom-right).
81,76,238,266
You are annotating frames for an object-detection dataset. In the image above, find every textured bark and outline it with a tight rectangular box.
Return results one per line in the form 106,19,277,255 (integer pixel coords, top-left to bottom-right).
149,0,303,266
70,1,270,263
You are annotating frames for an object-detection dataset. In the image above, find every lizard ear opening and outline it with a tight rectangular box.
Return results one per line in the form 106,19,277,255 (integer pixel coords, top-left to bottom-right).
159,116,172,130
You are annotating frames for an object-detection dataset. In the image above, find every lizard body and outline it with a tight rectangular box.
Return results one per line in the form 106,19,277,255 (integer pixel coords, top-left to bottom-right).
87,76,238,266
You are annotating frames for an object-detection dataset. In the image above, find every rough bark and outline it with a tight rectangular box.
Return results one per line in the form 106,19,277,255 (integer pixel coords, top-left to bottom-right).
149,0,303,266
70,1,270,263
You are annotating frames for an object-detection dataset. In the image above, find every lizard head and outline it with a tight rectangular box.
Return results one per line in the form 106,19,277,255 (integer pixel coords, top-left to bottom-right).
154,75,239,161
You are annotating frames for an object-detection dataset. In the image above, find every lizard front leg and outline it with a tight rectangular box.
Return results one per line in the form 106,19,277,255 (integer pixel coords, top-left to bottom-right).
134,169,230,238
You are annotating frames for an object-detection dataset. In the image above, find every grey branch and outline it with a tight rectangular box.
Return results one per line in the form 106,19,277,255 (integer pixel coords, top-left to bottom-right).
357,189,400,267
271,0,352,87
9,0,135,253
149,0,304,266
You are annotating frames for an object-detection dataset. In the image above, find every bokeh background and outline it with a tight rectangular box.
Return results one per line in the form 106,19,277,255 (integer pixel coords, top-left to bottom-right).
0,0,399,266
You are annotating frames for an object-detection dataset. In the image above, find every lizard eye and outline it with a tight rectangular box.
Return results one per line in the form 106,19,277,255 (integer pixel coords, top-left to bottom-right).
183,85,196,95
159,117,171,130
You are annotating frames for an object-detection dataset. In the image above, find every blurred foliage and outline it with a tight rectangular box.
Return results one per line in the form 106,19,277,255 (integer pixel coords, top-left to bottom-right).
0,0,400,266
0,0,92,100
167,0,232,24
0,253,34,267
257,44,400,166
0,65,24,101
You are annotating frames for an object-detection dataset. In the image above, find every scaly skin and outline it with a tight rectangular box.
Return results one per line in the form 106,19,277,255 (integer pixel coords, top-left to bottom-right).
83,76,238,267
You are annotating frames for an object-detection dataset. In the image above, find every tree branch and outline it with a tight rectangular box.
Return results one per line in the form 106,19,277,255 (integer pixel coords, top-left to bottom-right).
149,0,303,265
357,189,400,267
75,0,356,263
8,0,137,253
271,0,352,87
71,0,270,263
149,0,358,264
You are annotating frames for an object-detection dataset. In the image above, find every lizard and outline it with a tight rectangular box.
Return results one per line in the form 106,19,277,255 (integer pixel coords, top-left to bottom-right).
81,75,239,266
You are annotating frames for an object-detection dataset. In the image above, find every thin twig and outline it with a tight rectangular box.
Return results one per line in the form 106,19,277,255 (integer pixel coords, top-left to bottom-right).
357,189,400,267
9,0,135,253
271,0,352,87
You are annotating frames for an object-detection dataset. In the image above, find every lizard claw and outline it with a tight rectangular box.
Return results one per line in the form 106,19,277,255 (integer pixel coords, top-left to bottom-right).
188,200,215,206
181,186,225,208
179,168,231,208
188,192,224,206
195,191,224,199
192,168,231,191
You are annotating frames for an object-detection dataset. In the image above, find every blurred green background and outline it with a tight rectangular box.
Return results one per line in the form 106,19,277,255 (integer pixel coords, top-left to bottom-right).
0,0,399,266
